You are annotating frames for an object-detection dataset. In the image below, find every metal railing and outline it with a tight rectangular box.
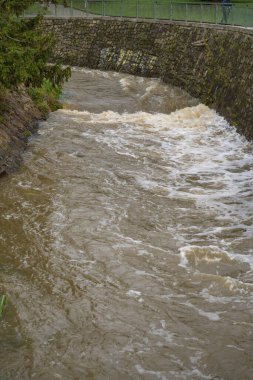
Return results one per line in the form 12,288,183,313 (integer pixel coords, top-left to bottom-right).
25,1,253,28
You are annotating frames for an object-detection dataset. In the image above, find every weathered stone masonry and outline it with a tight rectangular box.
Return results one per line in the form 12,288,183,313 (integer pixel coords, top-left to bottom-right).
43,18,253,139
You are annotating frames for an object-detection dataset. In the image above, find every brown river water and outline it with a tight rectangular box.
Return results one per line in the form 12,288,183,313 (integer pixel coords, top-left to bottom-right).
1,69,253,380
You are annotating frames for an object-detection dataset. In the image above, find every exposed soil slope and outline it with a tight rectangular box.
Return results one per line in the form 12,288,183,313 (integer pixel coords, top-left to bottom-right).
0,88,44,175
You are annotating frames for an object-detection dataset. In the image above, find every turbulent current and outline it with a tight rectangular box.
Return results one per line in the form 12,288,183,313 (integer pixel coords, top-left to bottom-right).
1,69,253,380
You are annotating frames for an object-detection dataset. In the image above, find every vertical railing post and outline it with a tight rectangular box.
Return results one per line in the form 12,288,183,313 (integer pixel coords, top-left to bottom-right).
170,1,173,21
102,0,105,16
120,0,123,17
185,3,188,22
70,0,73,17
136,0,139,18
201,3,203,23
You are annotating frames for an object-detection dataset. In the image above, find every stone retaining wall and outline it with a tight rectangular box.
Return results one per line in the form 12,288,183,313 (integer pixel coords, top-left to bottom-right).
42,18,253,139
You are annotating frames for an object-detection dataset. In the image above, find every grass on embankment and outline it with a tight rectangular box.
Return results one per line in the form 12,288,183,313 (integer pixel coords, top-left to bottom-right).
26,1,253,27
28,79,63,114
71,0,253,27
0,295,7,318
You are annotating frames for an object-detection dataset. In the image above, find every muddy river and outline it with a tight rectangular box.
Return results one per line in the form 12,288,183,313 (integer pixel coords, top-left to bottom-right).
0,69,253,380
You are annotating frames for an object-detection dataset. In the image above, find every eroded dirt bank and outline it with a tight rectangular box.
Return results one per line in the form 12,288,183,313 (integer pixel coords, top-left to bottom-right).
0,88,44,175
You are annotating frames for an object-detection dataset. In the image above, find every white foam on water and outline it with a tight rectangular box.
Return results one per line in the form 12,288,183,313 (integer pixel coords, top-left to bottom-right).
178,245,252,277
71,67,111,78
179,247,190,268
226,345,244,352
2,212,20,221
197,309,220,321
179,245,232,265
137,249,154,257
230,251,253,268
183,301,221,321
168,369,213,379
54,92,253,273
135,364,168,380
59,103,214,131
136,365,212,380
135,270,158,279
200,288,238,304
150,322,175,343
189,351,203,365
17,181,41,191
135,176,161,190
119,77,140,92
127,290,142,298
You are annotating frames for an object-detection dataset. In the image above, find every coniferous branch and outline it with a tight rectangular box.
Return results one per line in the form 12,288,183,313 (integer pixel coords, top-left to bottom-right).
0,1,70,90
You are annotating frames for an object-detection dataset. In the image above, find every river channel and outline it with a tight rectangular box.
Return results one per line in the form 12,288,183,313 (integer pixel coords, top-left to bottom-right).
1,69,253,380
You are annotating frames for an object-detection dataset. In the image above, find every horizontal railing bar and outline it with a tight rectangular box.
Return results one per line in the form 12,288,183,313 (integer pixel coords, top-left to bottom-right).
24,1,253,28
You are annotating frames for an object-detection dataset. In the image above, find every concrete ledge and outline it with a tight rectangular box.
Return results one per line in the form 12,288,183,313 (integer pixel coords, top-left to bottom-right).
39,16,253,35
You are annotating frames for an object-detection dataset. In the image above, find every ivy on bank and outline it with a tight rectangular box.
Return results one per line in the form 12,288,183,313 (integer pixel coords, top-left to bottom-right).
0,0,70,112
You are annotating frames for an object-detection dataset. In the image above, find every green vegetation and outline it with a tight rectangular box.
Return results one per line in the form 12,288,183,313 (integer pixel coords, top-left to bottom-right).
0,0,71,114
0,295,7,318
24,0,253,27
70,0,253,27
28,78,63,113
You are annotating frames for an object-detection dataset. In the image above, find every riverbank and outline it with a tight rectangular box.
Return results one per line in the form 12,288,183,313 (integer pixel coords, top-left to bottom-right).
0,87,44,175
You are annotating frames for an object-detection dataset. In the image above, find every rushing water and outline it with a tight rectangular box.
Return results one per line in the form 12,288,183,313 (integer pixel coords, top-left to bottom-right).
1,69,253,380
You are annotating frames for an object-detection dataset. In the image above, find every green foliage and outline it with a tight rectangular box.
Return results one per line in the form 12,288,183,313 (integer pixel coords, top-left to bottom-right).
28,79,64,114
0,295,7,318
0,1,67,16
23,130,32,138
0,1,70,93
